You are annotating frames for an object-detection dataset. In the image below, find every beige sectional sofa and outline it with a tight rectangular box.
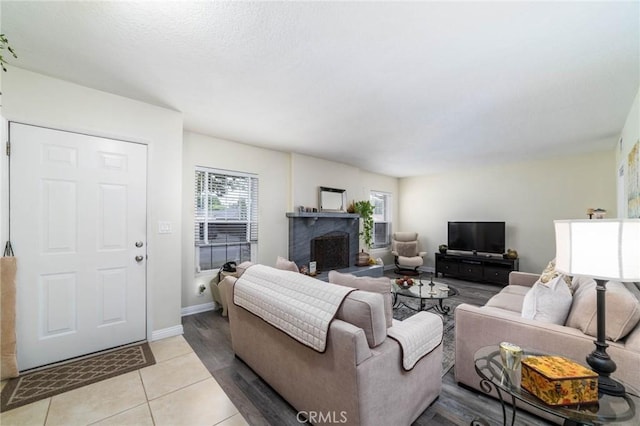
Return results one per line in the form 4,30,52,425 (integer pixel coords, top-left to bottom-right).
455,271,640,423
219,265,444,426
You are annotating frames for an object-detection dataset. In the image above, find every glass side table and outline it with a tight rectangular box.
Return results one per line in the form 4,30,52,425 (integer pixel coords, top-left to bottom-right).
473,345,639,426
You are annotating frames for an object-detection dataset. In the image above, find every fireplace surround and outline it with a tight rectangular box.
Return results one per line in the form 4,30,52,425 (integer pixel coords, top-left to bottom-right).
286,212,360,272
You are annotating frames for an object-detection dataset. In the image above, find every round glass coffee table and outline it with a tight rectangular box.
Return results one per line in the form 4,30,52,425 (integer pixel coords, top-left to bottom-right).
473,345,639,426
392,275,458,315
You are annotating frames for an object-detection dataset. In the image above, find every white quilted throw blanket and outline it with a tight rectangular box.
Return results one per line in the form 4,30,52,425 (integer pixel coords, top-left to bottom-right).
233,264,355,352
387,312,443,370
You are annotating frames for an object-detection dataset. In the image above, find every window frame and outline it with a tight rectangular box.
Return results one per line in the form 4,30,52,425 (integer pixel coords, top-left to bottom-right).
194,166,258,274
370,190,392,249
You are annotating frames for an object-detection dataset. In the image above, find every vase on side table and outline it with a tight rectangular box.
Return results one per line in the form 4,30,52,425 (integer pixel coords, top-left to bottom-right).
356,249,370,266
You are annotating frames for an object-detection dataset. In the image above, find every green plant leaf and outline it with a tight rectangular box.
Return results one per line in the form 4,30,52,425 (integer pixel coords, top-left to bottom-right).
353,200,374,249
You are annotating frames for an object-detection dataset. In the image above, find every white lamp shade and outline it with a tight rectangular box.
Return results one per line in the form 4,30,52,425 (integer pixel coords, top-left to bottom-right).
554,219,640,281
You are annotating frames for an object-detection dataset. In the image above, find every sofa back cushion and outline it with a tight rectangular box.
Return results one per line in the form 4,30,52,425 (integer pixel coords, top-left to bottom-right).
624,285,640,351
396,241,418,257
275,256,299,273
328,271,393,327
336,290,387,347
521,275,573,325
236,261,254,278
565,279,640,342
484,285,530,313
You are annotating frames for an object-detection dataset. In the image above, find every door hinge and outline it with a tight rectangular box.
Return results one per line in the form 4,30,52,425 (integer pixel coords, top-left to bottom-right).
5,141,9,156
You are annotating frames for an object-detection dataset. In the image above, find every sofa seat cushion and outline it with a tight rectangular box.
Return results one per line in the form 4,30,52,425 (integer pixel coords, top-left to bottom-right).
485,285,530,313
521,275,573,325
566,279,640,342
329,271,393,327
396,256,424,268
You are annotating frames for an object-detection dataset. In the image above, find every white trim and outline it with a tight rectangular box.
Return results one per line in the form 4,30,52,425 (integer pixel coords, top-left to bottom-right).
195,165,257,179
181,302,216,317
419,266,436,274
151,325,184,341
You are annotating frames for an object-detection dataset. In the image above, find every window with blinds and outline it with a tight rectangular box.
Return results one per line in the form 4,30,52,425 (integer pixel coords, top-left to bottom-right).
194,167,258,272
371,191,391,249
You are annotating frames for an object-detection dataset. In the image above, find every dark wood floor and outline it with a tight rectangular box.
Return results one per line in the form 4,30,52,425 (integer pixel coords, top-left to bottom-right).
182,273,552,425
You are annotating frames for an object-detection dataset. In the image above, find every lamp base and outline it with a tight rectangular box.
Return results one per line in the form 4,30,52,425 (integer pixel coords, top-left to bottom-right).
597,376,626,397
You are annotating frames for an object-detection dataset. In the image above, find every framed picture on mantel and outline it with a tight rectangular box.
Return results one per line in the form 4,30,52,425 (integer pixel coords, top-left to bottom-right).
319,187,346,212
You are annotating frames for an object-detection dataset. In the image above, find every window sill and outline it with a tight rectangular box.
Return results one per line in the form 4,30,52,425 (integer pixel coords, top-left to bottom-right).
370,246,391,252
195,270,218,279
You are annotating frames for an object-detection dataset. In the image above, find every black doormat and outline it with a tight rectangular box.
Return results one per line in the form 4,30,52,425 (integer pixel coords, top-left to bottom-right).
1,342,155,412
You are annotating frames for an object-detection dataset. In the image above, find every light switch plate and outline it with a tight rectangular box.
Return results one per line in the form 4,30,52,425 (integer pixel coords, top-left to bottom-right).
158,221,172,234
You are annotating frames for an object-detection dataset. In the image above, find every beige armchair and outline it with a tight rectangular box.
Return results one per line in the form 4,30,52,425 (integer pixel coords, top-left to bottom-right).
391,232,426,275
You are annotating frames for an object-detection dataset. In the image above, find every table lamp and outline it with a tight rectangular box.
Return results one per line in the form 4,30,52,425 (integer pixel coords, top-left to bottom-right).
554,219,640,396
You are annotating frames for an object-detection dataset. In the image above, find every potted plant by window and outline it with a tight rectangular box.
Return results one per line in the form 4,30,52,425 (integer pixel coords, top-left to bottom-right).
0,33,18,72
353,200,374,265
439,244,448,254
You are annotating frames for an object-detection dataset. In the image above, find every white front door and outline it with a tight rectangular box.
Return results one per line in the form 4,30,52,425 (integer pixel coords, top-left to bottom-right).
9,122,147,370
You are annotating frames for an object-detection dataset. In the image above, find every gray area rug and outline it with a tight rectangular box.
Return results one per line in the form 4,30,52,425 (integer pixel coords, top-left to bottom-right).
393,296,460,377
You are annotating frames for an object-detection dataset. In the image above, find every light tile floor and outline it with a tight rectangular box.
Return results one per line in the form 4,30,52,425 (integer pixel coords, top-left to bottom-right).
0,335,247,426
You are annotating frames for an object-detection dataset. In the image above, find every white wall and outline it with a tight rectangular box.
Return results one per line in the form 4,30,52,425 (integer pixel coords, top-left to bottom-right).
1,68,184,336
616,87,640,218
290,153,364,209
399,150,617,274
181,131,290,308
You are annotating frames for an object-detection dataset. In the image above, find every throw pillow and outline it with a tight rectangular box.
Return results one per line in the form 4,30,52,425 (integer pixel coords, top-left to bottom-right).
328,270,393,328
539,258,575,293
275,256,299,273
521,275,573,325
235,261,254,278
565,279,640,342
396,241,418,257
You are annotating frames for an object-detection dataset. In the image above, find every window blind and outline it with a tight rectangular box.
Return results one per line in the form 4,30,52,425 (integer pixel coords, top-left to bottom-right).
371,191,391,248
194,167,258,271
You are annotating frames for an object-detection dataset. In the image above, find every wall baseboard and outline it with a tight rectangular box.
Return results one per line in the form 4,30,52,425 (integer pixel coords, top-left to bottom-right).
151,325,184,341
181,302,216,317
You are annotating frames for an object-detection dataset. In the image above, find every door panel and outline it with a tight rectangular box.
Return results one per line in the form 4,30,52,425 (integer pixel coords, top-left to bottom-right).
98,184,127,250
43,179,77,253
10,122,147,370
40,272,77,337
97,267,127,325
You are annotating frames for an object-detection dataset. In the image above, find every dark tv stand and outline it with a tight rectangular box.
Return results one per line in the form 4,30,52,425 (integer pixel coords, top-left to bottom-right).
435,252,518,285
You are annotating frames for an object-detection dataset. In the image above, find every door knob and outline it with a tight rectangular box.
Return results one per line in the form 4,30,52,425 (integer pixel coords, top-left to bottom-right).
135,255,144,262
135,241,143,248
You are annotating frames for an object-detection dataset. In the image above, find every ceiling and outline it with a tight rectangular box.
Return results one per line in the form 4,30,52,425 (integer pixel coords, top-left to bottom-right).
2,1,638,177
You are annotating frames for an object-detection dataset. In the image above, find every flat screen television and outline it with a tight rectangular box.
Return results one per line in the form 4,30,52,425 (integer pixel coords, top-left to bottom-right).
447,221,506,254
